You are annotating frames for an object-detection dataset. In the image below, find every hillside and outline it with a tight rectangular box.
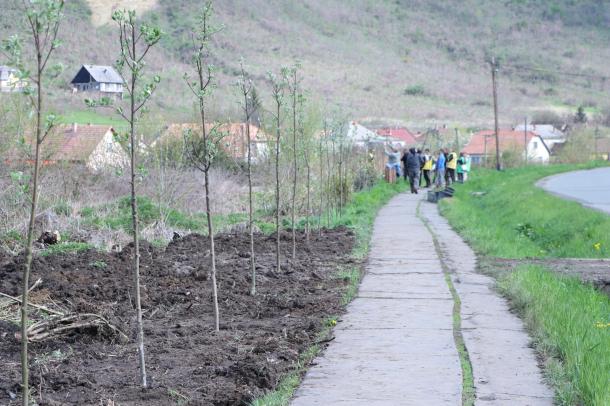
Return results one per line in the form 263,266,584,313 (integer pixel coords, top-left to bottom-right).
2,0,610,127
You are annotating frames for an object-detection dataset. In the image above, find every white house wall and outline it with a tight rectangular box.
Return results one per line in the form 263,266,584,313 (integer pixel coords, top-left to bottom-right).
526,137,550,163
87,131,129,171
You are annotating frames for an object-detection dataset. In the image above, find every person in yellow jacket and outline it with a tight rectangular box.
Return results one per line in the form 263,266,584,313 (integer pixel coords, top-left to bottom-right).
420,148,433,188
445,149,457,185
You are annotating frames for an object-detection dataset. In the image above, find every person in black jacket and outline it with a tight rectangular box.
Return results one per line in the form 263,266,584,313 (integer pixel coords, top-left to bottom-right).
404,148,421,194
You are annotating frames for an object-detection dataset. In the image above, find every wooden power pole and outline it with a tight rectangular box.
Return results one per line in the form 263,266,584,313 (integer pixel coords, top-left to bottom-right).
491,57,501,170
524,117,528,164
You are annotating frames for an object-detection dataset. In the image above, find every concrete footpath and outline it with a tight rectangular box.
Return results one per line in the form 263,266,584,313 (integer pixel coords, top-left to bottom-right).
290,193,553,406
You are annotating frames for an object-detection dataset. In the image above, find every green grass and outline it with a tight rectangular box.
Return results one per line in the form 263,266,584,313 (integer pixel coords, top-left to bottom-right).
440,163,610,258
500,266,610,405
251,180,408,405
80,196,276,237
40,241,92,257
59,110,127,131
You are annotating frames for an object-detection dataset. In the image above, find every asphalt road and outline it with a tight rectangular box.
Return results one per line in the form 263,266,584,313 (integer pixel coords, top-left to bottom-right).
538,167,610,214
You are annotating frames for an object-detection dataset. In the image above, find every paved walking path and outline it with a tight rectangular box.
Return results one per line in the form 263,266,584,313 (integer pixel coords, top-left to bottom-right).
291,192,553,405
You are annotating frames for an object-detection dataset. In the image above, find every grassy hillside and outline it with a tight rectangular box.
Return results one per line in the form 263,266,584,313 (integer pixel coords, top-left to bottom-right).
2,0,610,126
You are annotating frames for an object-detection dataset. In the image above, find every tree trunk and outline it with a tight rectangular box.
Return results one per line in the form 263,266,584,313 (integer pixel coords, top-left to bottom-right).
318,132,324,235
275,102,281,273
245,116,256,296
20,51,44,405
198,88,220,331
291,76,297,260
129,34,148,386
204,169,219,331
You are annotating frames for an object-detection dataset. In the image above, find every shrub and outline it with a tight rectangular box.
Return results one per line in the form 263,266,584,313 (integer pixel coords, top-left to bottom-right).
404,84,426,96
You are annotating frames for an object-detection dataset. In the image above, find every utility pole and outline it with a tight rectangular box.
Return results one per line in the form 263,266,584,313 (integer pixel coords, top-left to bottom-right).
524,117,528,164
595,126,599,159
491,57,501,170
454,128,460,151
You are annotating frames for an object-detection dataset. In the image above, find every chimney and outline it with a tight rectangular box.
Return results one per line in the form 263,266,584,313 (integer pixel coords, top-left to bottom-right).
72,123,78,133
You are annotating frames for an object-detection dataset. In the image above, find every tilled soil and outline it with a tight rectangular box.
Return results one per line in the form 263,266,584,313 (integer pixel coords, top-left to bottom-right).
0,228,355,405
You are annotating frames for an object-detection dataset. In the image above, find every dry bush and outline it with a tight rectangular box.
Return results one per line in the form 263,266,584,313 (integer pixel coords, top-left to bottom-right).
557,128,595,163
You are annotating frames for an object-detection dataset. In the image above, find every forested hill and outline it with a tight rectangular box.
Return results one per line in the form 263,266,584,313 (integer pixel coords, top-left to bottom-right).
2,0,610,126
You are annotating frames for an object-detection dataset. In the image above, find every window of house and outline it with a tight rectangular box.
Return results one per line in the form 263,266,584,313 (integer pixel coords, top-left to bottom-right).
533,141,538,149
106,141,113,153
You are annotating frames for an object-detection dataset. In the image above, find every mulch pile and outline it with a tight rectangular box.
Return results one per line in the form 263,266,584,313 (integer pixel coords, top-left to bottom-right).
0,228,356,405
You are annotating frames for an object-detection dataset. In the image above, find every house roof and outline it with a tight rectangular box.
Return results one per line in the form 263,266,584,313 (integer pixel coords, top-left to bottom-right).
44,124,115,161
514,124,564,140
463,130,542,155
155,122,269,146
376,127,418,145
72,65,124,84
346,122,384,142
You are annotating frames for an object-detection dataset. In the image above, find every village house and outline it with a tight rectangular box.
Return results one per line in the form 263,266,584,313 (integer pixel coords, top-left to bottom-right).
13,124,129,171
70,65,124,96
376,127,418,147
463,130,550,165
344,122,398,147
0,65,26,93
153,122,270,161
514,123,566,151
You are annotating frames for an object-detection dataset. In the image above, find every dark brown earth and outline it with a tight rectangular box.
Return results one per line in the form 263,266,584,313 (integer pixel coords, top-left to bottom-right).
479,257,610,296
0,228,355,405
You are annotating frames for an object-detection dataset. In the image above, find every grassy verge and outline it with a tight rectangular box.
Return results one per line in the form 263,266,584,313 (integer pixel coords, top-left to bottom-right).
251,180,408,406
439,163,610,405
500,266,610,405
439,163,609,258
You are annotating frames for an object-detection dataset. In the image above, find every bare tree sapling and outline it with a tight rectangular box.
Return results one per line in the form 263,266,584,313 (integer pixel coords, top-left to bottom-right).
268,69,287,272
236,62,260,295
2,1,64,403
183,1,223,331
108,9,162,388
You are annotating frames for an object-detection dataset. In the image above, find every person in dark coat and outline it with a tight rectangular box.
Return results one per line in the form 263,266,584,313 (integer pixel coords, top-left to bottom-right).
400,148,409,182
405,148,421,194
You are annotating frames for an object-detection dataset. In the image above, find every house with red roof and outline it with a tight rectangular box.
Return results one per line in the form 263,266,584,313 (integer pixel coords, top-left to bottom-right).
11,124,129,171
153,122,270,161
376,127,418,146
463,130,550,165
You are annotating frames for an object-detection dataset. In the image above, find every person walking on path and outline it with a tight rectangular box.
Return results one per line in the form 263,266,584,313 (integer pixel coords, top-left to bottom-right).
435,149,446,188
385,144,402,180
457,152,466,183
405,148,421,194
400,148,409,182
445,149,457,185
420,148,432,188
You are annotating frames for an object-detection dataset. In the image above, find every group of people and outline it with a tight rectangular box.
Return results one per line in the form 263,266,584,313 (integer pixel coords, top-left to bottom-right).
385,146,471,194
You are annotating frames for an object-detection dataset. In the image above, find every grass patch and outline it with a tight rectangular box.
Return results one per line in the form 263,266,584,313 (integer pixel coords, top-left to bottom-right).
440,163,610,258
500,266,610,405
40,242,92,257
59,110,127,131
80,196,276,237
251,180,408,405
